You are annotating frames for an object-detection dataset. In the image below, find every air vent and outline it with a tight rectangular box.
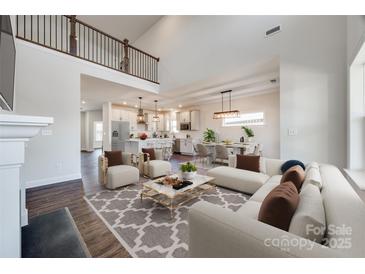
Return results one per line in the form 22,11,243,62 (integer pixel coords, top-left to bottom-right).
265,25,281,37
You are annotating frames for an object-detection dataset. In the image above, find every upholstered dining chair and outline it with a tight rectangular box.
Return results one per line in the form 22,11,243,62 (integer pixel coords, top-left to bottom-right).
215,144,229,166
195,144,213,167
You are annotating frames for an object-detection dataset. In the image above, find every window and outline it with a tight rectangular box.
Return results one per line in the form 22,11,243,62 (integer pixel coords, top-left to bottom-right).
223,112,264,127
94,122,103,142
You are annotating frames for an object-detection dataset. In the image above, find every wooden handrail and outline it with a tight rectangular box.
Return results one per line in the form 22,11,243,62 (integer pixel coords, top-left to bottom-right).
16,15,160,83
64,15,160,61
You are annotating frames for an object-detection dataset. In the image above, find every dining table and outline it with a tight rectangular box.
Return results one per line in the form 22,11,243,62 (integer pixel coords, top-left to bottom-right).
202,142,256,155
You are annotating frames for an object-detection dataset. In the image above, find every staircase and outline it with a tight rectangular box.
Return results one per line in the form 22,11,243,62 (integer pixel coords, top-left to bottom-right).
16,15,159,84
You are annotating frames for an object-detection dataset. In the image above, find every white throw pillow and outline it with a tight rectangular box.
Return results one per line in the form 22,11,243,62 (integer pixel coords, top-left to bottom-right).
303,165,322,190
289,184,326,243
259,157,266,174
306,161,319,171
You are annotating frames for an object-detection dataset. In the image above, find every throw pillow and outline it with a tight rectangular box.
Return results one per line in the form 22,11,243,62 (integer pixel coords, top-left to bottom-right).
281,160,306,173
303,166,322,190
289,183,326,243
258,181,299,231
104,151,123,167
280,165,305,192
236,155,260,172
142,148,156,161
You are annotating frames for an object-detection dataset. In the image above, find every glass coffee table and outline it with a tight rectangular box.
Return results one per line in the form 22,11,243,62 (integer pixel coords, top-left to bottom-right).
141,174,215,218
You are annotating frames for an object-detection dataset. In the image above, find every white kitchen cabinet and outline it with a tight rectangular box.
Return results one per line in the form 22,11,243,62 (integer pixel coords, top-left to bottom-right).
190,110,200,131
179,138,194,155
157,113,165,131
180,111,190,123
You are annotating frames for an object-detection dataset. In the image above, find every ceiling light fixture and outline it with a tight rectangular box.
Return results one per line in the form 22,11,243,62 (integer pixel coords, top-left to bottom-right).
123,101,127,105
136,97,145,124
152,100,160,122
213,90,240,119
178,104,182,108
81,100,86,104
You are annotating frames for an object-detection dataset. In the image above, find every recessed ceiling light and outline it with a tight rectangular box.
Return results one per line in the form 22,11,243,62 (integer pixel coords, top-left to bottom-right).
134,104,138,108
158,108,161,111
178,104,182,108
123,101,127,105
81,100,86,104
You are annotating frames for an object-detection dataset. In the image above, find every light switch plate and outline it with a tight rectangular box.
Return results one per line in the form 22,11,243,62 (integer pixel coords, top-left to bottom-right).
41,129,53,136
288,128,298,136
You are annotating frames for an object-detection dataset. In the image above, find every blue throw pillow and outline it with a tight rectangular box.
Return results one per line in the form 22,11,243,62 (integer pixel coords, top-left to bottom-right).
281,160,305,174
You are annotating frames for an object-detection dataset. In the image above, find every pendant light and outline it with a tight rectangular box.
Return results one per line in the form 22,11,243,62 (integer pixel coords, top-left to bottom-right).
213,90,240,119
152,100,160,122
137,97,145,124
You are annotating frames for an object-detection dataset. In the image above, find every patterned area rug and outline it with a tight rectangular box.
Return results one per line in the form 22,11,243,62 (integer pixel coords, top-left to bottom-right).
84,184,249,258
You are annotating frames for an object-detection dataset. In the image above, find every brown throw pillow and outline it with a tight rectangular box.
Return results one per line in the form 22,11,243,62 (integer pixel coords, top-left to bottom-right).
258,181,299,231
236,155,260,172
280,165,305,192
104,151,123,167
142,148,156,161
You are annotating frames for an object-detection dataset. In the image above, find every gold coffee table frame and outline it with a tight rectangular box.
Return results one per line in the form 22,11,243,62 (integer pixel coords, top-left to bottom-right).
140,174,215,218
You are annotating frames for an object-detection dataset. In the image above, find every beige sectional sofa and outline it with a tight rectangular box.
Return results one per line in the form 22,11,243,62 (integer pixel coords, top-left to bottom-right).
189,156,365,257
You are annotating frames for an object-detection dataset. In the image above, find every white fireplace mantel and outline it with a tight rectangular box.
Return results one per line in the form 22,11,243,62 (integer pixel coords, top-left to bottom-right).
0,113,53,258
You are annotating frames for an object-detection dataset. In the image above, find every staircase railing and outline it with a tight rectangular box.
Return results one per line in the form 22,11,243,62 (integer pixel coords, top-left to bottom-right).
16,15,159,84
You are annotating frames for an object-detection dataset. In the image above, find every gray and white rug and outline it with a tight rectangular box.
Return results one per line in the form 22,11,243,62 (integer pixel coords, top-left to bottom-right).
85,184,249,258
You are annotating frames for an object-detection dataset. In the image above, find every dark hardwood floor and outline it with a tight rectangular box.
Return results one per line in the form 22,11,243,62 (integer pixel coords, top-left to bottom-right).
26,150,194,258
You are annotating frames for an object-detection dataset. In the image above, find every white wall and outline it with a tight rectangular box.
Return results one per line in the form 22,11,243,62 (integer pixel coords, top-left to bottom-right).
135,16,348,167
14,39,159,189
176,92,280,158
80,110,103,151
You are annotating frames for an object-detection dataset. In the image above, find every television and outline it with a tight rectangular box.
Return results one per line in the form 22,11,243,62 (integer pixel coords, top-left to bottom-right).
0,15,16,111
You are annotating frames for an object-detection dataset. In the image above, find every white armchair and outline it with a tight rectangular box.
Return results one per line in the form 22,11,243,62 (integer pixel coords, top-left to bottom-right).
139,148,172,178
98,151,140,189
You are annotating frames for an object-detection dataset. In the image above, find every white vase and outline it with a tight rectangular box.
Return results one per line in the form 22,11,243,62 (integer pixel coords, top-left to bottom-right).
182,171,197,180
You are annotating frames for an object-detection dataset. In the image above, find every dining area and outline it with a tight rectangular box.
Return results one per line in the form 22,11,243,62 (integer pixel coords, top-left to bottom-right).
192,141,263,167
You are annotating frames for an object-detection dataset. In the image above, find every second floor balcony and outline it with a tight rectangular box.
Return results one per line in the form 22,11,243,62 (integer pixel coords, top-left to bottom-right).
16,15,160,84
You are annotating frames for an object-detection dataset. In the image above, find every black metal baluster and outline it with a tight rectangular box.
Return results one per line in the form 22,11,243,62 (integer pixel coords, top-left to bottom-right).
30,16,33,40
43,15,45,45
55,16,57,49
37,15,39,43
23,15,26,39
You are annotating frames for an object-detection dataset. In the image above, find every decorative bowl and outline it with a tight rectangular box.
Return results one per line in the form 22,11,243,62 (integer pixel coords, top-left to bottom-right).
182,171,197,180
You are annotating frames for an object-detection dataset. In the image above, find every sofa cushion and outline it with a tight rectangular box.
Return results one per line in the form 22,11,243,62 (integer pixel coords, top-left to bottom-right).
280,165,305,192
265,158,285,176
236,155,260,172
104,150,123,167
289,183,326,243
303,165,322,190
106,165,139,189
258,181,299,231
142,148,156,161
281,160,306,173
250,175,281,202
237,200,261,219
144,160,172,178
207,166,269,194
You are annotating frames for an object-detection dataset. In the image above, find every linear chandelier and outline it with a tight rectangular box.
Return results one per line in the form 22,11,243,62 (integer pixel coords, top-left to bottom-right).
137,97,145,124
213,90,240,119
152,100,160,122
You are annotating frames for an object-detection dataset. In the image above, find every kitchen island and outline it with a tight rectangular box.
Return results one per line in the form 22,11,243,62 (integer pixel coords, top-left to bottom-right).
124,138,174,154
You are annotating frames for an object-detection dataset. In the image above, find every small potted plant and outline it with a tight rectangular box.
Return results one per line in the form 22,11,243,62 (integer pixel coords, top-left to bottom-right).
180,162,197,180
242,126,254,142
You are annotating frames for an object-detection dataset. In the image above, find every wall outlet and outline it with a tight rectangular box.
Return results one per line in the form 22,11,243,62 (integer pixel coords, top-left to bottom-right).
42,129,53,136
288,128,298,136
56,162,62,170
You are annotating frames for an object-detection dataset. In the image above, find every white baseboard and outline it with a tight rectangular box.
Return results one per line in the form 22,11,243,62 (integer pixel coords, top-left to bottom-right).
26,173,82,189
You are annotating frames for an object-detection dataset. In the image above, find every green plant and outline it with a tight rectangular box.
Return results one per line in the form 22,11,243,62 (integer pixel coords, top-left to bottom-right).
203,128,216,142
242,126,254,138
180,162,197,172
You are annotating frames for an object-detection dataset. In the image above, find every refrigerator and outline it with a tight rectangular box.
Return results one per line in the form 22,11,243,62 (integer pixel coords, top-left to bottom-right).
111,121,130,151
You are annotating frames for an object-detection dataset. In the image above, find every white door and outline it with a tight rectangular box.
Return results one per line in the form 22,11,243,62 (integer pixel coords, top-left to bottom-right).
93,121,103,149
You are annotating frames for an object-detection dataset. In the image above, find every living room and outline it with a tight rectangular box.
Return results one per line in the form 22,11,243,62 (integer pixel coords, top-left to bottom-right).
1,1,365,274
